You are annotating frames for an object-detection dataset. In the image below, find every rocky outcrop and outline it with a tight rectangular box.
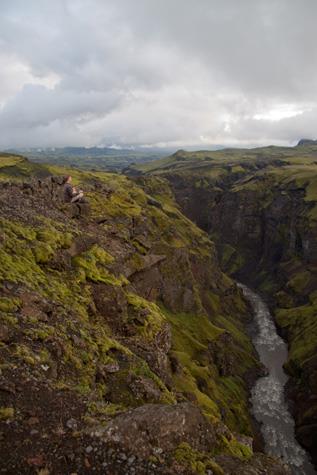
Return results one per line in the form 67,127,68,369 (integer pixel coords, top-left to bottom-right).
102,403,217,457
215,453,291,474
0,364,292,475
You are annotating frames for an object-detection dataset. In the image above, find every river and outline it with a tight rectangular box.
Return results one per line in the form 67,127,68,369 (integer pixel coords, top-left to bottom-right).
238,284,316,475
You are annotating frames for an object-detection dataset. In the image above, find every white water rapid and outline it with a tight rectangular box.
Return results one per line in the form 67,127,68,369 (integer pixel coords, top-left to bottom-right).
239,284,316,475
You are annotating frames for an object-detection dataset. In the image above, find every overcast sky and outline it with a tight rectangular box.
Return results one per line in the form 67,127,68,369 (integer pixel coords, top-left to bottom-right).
0,0,316,149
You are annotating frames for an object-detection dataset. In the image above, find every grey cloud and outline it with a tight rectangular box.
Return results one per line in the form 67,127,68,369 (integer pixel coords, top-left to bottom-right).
0,84,123,128
0,0,316,148
229,107,317,144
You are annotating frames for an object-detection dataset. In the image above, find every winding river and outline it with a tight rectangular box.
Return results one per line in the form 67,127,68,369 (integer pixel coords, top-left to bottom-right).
239,284,316,475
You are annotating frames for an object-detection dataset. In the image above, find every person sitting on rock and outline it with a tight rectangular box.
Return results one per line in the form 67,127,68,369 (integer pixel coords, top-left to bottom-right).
63,175,85,203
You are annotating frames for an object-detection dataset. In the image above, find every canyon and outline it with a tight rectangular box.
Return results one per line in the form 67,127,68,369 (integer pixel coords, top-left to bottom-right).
132,144,317,470
0,146,316,474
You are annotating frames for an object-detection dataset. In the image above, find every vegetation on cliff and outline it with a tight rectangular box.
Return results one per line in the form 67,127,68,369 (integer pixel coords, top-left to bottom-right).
0,153,289,474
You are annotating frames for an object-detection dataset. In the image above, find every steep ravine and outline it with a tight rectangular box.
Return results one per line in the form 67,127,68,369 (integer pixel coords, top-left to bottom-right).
239,284,316,475
142,169,317,468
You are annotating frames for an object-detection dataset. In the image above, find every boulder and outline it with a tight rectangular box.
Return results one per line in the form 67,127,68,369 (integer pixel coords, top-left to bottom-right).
102,402,217,458
215,453,292,474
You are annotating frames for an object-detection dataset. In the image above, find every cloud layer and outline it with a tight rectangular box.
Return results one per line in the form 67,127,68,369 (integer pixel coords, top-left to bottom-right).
0,0,316,148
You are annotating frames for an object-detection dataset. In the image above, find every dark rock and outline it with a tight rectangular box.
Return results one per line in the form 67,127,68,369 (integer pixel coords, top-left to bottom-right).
147,196,163,209
125,254,166,278
69,236,97,256
48,250,72,271
0,324,10,342
103,362,120,373
102,403,217,458
92,283,128,331
169,354,182,375
215,453,292,474
96,362,120,382
207,332,237,376
127,374,162,402
68,202,90,218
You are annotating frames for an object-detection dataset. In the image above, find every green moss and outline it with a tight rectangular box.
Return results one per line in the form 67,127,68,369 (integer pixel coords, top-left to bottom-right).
0,218,83,315
87,175,147,220
132,239,148,255
0,154,25,168
0,297,21,312
217,378,252,434
72,244,123,285
127,253,146,272
162,303,257,433
220,244,245,275
24,325,55,341
258,281,275,297
275,290,295,308
231,165,245,174
309,290,317,304
215,435,253,460
163,308,222,419
32,242,55,264
75,381,91,395
88,401,126,417
164,308,223,358
127,293,166,341
133,359,176,404
0,218,36,241
14,344,37,365
173,442,224,475
39,348,51,363
287,270,312,293
0,313,18,326
276,303,317,368
0,407,15,420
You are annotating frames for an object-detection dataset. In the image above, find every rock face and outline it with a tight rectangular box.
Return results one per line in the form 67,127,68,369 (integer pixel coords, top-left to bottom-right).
215,453,292,475
140,146,317,466
102,403,216,457
174,182,317,462
0,153,288,474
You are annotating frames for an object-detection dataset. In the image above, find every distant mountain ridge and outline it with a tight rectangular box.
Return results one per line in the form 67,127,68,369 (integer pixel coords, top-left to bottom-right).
5,146,174,172
297,138,317,146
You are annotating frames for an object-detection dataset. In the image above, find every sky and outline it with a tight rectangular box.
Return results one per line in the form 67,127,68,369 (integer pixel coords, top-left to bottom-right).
0,0,316,149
